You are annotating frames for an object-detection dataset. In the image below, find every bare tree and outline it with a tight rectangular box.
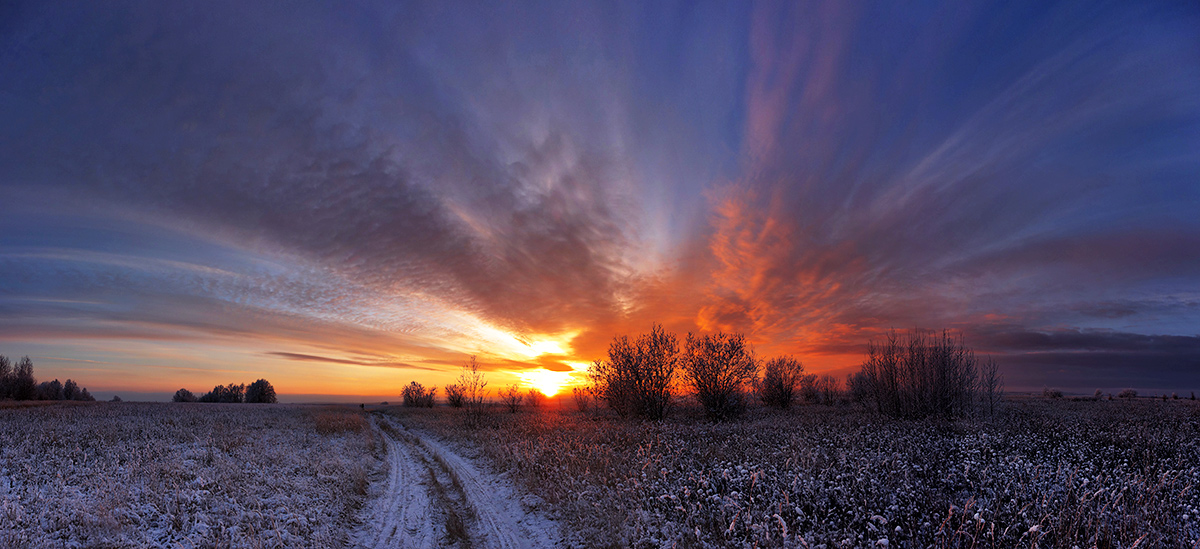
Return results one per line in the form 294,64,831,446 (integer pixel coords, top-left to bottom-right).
458,356,489,423
759,356,805,409
856,330,980,419
588,324,678,420
681,332,757,420
0,355,11,400
980,357,1003,415
500,384,524,413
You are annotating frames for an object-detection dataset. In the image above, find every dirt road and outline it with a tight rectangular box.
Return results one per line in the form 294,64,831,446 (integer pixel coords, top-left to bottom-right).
356,414,561,548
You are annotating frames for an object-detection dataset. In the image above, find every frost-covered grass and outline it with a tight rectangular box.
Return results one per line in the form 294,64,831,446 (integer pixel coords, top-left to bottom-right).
399,399,1200,548
0,402,377,548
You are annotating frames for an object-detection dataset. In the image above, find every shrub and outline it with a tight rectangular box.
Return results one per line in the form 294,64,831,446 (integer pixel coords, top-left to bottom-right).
245,379,277,403
760,356,804,409
526,388,545,409
1118,388,1138,399
855,329,980,419
1043,387,1064,399
588,324,678,420
681,332,757,421
1094,389,1104,401
110,395,122,402
444,384,465,408
500,385,523,413
572,386,591,412
173,388,197,402
799,373,819,404
401,381,436,408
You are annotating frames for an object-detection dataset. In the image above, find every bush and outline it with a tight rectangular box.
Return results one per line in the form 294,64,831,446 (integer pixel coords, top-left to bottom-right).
759,356,804,409
1043,387,1064,399
401,381,436,408
444,384,465,408
680,332,757,420
173,388,197,402
572,386,591,412
1118,388,1138,399
1094,389,1104,401
500,385,524,413
526,388,545,408
588,324,678,420
245,379,277,403
855,329,981,419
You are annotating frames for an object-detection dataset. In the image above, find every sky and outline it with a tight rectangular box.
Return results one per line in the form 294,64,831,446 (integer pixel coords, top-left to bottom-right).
2,0,1199,400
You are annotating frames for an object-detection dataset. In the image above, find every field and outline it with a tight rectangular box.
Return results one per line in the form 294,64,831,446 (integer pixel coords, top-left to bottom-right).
2,399,1198,548
397,399,1200,548
0,403,376,548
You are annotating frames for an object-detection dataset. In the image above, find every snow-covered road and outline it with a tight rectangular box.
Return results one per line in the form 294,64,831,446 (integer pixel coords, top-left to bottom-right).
356,414,561,548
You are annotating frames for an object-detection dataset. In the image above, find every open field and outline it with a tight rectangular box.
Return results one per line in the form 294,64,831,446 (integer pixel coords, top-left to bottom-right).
0,403,377,548
397,399,1200,548
3,399,1198,548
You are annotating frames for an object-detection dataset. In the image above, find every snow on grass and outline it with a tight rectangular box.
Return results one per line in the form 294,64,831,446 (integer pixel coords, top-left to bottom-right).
0,402,377,548
398,399,1200,548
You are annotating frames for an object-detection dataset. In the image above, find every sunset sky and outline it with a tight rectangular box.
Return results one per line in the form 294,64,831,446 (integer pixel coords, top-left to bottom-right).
3,0,1199,400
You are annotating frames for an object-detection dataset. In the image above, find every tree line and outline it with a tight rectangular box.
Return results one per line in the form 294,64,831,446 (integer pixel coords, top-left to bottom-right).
584,324,1004,421
0,355,95,402
173,379,277,403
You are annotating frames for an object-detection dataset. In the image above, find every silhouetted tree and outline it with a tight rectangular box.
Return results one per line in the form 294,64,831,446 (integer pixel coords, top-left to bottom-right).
245,379,277,403
458,356,489,424
500,384,524,413
11,356,37,401
759,356,804,409
526,388,545,408
199,383,245,403
681,332,757,420
402,381,436,407
1043,387,1063,399
110,395,122,402
173,388,197,402
444,384,465,408
978,358,1003,415
856,330,981,419
36,379,64,401
0,355,11,399
588,323,678,420
572,386,591,412
1118,388,1138,399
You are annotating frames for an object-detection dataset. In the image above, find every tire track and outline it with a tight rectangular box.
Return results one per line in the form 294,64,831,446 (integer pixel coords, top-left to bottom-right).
357,415,436,549
363,414,560,549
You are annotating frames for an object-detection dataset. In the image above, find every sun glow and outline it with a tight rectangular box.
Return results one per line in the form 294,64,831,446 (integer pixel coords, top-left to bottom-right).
518,369,574,397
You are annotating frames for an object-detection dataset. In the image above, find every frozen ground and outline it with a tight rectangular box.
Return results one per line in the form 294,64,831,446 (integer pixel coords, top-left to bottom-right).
0,402,375,548
0,402,563,549
355,412,562,548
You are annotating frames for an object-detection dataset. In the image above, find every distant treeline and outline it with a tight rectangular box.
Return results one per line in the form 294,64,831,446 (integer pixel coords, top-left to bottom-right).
173,379,277,403
0,355,95,402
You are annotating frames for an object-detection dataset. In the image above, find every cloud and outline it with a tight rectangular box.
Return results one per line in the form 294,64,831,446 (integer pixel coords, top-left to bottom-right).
265,352,438,371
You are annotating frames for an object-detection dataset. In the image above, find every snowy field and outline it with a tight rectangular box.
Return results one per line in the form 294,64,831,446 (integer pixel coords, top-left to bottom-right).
401,399,1200,548
0,402,376,548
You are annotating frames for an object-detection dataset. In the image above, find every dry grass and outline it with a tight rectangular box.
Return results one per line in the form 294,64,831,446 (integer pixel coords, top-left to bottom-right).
0,402,379,547
397,399,1200,548
312,406,369,434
